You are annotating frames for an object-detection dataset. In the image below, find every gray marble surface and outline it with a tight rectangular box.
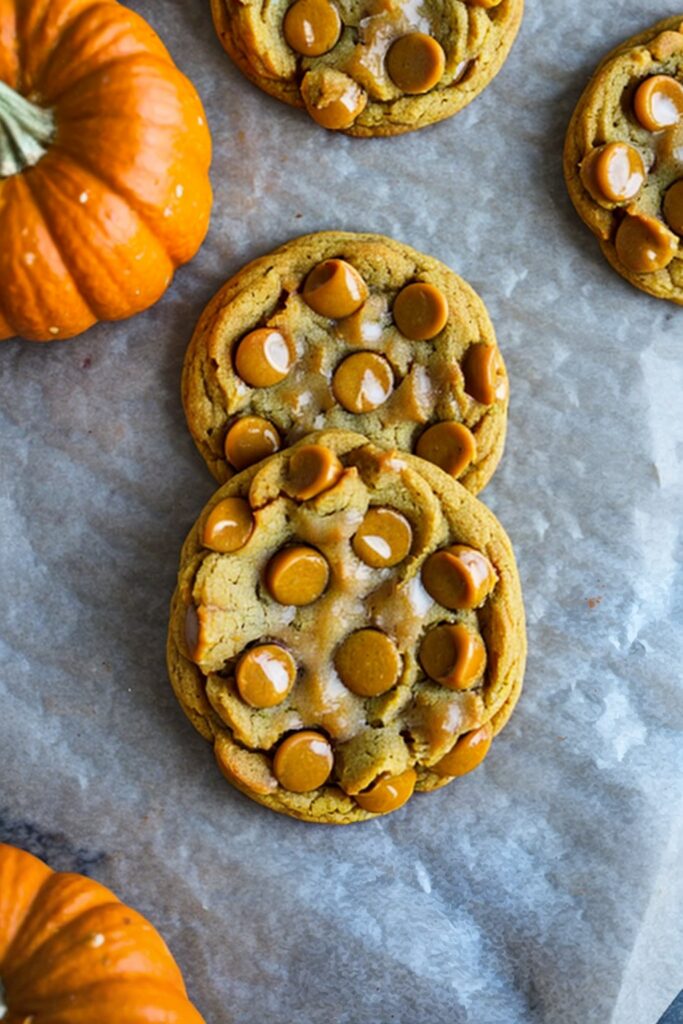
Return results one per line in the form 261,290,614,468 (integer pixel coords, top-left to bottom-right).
1,1,682,1021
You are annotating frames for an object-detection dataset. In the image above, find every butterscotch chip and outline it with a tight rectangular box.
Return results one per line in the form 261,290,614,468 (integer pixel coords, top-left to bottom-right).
224,416,280,471
564,16,683,301
335,629,401,697
462,343,507,406
419,623,486,690
273,731,334,791
283,0,341,57
335,295,388,347
584,143,645,204
416,422,476,479
385,33,445,95
209,0,523,137
234,328,294,388
288,444,343,500
392,282,448,341
303,259,368,318
167,429,526,824
615,214,678,273
183,232,508,495
433,722,493,777
202,497,254,553
331,352,393,413
354,768,417,813
301,68,368,131
265,545,330,605
352,507,412,568
236,644,297,707
634,75,683,132
663,180,683,234
422,545,497,610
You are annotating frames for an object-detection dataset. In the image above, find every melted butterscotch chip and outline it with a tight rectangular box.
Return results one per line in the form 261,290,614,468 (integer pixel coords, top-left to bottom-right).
301,68,368,130
663,180,683,234
184,605,212,663
234,328,294,388
634,74,683,132
332,352,393,413
614,213,678,273
416,699,474,760
202,497,255,553
462,343,506,405
587,143,645,204
236,644,297,708
416,422,476,479
288,444,343,500
302,259,368,318
433,722,492,777
336,294,388,346
354,768,417,813
335,629,401,697
265,545,330,605
419,623,486,690
352,507,412,568
283,0,341,57
225,416,281,470
385,33,445,95
422,545,496,610
392,282,449,341
273,731,334,791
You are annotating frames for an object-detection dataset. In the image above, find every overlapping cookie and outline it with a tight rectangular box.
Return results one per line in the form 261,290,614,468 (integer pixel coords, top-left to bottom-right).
183,232,508,496
565,16,683,303
167,430,526,824
210,0,523,136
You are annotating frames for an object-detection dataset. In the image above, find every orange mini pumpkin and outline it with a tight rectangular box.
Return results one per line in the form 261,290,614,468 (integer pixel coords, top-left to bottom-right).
0,0,212,342
0,843,206,1022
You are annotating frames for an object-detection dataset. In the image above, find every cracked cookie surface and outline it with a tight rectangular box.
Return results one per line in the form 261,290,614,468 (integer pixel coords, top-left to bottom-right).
167,429,526,824
565,15,683,303
210,0,523,136
183,231,508,495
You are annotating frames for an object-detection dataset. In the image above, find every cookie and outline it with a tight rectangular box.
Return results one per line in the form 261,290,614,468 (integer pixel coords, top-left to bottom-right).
183,231,509,496
167,429,526,824
565,16,683,303
210,0,523,137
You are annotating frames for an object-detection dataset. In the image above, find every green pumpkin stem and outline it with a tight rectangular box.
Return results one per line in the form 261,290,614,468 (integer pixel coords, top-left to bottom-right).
0,80,55,178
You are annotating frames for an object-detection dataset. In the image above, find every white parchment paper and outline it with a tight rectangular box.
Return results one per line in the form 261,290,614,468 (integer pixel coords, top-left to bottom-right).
2,1,683,1021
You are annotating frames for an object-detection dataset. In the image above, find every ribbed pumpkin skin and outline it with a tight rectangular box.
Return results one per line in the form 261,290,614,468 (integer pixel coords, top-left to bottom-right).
0,0,212,342
0,843,206,1023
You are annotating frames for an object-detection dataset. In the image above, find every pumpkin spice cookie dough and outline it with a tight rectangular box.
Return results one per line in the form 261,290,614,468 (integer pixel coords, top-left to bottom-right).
209,0,523,136
183,232,509,495
565,15,683,303
167,430,526,824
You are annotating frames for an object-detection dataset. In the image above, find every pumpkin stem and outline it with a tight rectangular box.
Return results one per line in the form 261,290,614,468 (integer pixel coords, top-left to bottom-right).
0,80,55,178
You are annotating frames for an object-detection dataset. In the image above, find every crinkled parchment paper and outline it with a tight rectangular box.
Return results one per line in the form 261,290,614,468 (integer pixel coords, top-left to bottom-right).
1,1,682,1021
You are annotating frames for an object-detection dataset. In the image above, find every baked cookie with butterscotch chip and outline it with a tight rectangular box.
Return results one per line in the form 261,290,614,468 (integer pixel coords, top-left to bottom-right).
210,0,523,136
183,232,509,496
167,429,526,824
565,16,683,302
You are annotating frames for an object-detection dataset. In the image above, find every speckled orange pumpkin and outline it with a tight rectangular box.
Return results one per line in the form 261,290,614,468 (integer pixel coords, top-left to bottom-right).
0,843,206,1023
0,0,212,342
